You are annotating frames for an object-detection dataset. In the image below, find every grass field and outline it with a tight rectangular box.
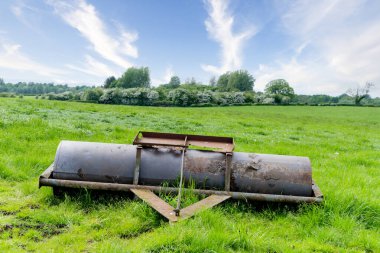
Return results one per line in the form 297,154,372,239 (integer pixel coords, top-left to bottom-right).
0,97,379,252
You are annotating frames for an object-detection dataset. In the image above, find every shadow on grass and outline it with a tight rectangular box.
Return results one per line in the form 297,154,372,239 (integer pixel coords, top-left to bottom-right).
50,187,312,221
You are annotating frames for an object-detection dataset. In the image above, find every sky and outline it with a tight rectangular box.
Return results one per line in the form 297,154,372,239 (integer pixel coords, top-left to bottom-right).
0,0,380,96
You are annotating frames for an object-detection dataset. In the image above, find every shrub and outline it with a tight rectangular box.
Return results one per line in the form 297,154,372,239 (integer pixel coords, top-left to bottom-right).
120,88,159,105
168,88,197,106
262,97,275,104
243,92,255,103
99,88,123,104
197,91,215,104
231,92,245,104
81,88,103,102
48,91,73,101
0,93,13,97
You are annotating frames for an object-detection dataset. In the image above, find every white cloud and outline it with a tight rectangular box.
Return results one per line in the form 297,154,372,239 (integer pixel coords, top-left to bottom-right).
254,59,348,95
47,0,138,69
256,0,380,96
65,55,119,78
10,1,45,34
163,66,174,83
202,0,256,75
0,42,65,77
11,5,23,17
151,66,174,86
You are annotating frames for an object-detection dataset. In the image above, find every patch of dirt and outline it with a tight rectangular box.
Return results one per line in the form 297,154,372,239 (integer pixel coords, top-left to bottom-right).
0,222,68,241
0,210,19,215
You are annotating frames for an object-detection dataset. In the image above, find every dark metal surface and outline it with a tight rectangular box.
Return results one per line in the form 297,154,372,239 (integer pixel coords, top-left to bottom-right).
39,177,323,203
133,131,235,153
51,141,313,197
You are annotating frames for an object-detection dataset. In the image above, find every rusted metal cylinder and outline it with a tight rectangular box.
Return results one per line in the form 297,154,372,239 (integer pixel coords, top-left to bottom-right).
52,141,313,197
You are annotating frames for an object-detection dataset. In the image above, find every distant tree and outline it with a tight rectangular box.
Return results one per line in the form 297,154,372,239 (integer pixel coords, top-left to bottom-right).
117,67,150,89
104,76,117,88
347,82,375,105
217,70,254,91
227,70,255,91
0,81,90,95
168,76,181,88
265,79,295,104
209,76,217,87
0,78,5,92
217,72,230,91
184,77,198,86
337,93,354,105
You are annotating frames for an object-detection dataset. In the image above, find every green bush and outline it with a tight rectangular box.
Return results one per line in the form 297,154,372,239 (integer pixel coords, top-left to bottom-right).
168,88,197,106
81,88,103,102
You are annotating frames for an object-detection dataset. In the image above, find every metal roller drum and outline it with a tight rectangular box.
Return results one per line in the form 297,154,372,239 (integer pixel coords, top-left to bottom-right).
39,132,322,222
52,140,313,197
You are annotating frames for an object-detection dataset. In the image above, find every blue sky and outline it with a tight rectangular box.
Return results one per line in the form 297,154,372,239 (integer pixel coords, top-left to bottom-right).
0,0,379,96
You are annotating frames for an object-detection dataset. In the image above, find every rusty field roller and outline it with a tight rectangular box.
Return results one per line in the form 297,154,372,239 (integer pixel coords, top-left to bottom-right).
39,131,323,222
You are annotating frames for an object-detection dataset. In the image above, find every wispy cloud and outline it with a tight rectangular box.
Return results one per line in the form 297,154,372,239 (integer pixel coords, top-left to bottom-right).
65,55,119,77
151,66,174,86
11,4,23,17
0,42,65,77
47,0,138,69
256,0,380,96
11,1,45,34
202,0,256,75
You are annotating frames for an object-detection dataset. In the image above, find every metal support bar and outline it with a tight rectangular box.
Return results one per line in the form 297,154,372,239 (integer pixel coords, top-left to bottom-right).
312,180,323,198
131,188,178,222
38,163,54,188
131,190,230,222
133,146,142,185
178,194,231,221
224,152,232,191
174,147,186,216
40,178,323,204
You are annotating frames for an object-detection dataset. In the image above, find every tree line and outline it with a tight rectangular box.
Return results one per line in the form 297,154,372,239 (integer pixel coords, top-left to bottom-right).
0,68,378,106
0,79,91,95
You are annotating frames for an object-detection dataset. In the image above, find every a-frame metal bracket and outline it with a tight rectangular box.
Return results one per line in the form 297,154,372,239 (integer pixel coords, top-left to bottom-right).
131,188,231,223
131,131,233,222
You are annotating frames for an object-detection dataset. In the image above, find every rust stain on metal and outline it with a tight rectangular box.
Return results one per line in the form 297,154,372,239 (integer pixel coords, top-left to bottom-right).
185,156,225,174
185,156,211,173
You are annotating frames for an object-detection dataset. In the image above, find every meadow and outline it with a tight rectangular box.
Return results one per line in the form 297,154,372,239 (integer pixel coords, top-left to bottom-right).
0,97,379,252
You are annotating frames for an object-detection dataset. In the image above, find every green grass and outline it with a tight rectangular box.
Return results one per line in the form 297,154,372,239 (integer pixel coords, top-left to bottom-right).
0,97,379,252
